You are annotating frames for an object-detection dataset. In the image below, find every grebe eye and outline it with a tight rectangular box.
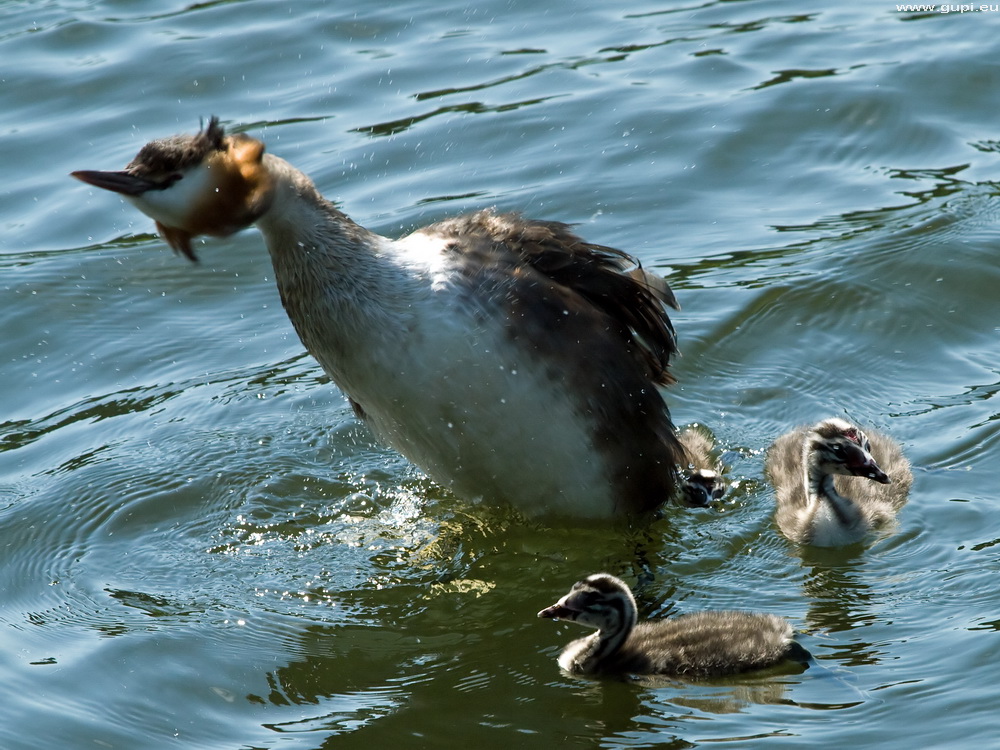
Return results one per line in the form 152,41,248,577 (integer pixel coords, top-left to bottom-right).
149,173,183,192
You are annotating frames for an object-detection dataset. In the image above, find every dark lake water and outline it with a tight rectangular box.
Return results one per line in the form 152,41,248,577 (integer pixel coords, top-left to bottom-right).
2,1,999,747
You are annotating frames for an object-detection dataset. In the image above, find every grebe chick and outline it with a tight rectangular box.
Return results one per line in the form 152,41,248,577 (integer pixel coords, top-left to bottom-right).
766,417,912,546
677,426,727,507
538,574,806,677
72,117,687,519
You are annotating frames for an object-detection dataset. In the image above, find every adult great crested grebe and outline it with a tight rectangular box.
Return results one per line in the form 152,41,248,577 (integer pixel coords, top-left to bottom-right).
73,117,692,519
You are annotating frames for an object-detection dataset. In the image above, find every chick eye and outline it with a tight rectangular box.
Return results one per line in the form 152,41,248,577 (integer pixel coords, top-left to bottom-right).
829,444,845,456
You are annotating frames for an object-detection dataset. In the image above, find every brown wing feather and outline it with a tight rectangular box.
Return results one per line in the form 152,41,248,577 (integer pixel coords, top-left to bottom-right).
425,209,679,386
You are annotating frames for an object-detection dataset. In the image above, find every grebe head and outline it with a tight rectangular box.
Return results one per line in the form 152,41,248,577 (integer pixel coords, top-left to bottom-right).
808,418,890,484
71,117,273,260
679,468,726,507
537,573,637,634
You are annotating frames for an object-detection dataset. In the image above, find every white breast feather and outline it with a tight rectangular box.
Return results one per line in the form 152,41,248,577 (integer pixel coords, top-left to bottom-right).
807,502,866,546
346,234,613,517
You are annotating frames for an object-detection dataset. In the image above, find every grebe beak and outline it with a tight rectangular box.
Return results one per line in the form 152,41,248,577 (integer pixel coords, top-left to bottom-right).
538,603,574,619
71,170,159,197
853,456,890,484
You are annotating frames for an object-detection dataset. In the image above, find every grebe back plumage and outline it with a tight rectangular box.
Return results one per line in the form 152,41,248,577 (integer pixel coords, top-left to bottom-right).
73,117,688,518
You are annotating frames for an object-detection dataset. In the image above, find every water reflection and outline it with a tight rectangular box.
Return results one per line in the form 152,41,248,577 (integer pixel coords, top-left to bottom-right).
798,549,887,671
0,385,181,453
5,0,1000,745
353,96,562,138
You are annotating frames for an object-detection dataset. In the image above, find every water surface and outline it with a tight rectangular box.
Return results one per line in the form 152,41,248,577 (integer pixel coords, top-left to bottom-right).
2,1,999,748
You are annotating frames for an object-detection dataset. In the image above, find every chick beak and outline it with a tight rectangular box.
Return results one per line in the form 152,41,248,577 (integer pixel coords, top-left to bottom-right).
538,594,581,620
853,456,890,484
866,463,891,484
71,169,159,197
